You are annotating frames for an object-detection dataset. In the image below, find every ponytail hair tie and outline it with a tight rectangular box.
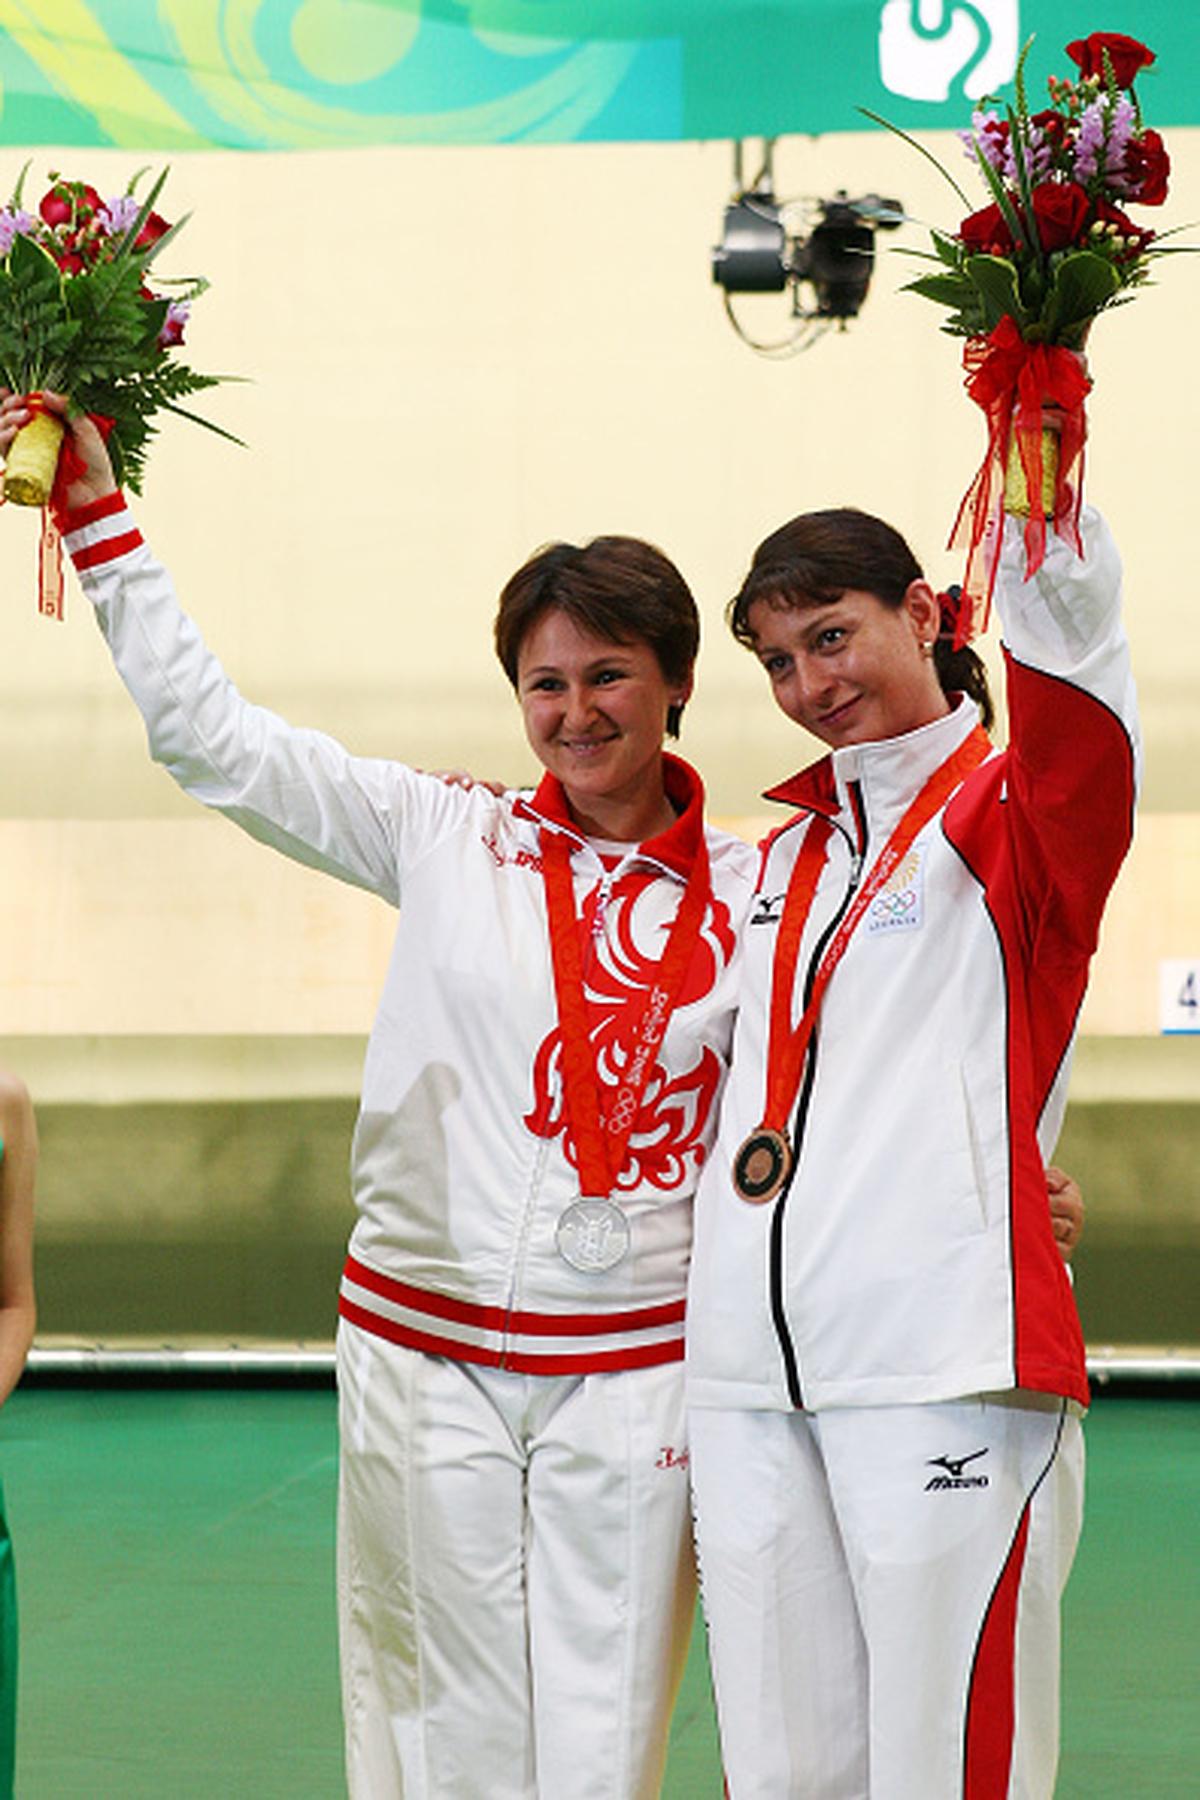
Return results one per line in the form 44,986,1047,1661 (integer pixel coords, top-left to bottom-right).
936,583,974,649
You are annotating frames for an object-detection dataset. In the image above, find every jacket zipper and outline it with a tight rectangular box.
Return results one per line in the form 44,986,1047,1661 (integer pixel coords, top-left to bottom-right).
501,1136,552,1369
769,779,868,1409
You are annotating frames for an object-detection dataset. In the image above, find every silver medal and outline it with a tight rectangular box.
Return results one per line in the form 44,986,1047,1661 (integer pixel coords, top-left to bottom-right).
555,1197,631,1273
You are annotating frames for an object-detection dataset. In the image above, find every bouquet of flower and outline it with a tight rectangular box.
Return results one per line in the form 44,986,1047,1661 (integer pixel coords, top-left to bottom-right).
0,166,238,497
874,30,1182,629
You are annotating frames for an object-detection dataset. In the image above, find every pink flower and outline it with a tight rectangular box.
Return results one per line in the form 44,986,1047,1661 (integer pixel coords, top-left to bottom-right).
100,195,143,236
963,110,1010,174
158,299,190,348
0,209,35,254
1073,99,1106,183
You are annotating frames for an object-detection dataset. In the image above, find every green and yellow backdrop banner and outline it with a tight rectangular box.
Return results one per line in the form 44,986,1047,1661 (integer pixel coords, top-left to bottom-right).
0,1,1191,149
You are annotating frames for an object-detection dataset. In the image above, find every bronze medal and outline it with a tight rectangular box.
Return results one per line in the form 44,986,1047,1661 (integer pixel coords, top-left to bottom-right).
740,727,993,1213
732,1128,793,1205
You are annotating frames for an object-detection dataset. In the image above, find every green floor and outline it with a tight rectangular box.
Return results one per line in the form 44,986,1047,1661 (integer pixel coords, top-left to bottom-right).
0,1388,1196,1797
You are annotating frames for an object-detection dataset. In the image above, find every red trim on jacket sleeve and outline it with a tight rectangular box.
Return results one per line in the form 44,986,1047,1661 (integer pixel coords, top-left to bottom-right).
946,659,1134,1145
70,529,144,570
944,759,1091,1408
943,660,1132,1409
1002,650,1136,960
59,491,144,573
57,490,127,533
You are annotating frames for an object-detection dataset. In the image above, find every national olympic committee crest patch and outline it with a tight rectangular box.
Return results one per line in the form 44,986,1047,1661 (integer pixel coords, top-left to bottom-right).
865,845,924,936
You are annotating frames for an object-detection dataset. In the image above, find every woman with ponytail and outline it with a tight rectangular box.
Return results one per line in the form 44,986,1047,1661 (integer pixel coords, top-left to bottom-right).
688,479,1138,1797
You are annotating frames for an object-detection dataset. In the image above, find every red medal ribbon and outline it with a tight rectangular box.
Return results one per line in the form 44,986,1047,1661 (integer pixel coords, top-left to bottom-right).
757,725,993,1139
38,508,63,621
540,825,712,1198
3,396,115,621
951,318,1091,642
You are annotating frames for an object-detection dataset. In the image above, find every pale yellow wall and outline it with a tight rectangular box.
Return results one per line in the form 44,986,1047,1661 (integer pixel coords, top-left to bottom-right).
0,812,1194,1047
0,132,1197,1090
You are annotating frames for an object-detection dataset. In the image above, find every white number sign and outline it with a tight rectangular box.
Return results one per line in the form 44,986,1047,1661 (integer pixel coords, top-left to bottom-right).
1160,960,1200,1034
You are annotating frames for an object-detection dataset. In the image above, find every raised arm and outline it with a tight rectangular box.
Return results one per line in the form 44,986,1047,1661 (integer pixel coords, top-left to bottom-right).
0,391,460,903
994,504,1140,958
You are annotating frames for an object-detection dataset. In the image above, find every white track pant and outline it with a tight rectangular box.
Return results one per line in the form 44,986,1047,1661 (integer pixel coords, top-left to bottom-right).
690,1394,1083,1800
337,1321,697,1799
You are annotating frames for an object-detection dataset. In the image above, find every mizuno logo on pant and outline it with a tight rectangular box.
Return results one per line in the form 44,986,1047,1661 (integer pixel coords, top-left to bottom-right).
925,1447,990,1491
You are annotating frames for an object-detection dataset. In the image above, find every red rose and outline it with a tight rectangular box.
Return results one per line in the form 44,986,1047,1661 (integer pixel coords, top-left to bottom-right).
1029,181,1090,253
1124,129,1170,206
39,191,71,228
39,182,101,229
1066,32,1155,88
1094,199,1155,259
959,201,1014,256
135,210,170,249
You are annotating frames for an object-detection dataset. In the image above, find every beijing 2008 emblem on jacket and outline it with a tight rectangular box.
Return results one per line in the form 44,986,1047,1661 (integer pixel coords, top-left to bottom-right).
525,864,739,1193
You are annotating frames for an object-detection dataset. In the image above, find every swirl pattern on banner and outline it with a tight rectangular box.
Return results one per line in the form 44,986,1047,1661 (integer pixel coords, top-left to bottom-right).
0,0,646,147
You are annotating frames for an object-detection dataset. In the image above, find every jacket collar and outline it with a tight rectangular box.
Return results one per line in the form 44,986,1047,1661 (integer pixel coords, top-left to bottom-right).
763,696,986,835
513,752,706,879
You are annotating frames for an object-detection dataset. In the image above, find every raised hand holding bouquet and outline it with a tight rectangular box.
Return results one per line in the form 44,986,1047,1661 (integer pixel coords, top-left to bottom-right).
0,167,238,618
880,30,1182,634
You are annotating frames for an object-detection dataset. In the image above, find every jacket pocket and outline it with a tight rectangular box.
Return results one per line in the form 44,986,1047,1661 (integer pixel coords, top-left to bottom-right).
953,1056,993,1236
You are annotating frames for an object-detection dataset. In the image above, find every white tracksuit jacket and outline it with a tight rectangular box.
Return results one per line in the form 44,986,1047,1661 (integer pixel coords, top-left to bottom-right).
687,507,1139,1415
63,495,755,1374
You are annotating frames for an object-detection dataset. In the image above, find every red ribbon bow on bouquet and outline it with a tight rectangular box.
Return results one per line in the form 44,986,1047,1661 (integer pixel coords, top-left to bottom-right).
950,317,1092,642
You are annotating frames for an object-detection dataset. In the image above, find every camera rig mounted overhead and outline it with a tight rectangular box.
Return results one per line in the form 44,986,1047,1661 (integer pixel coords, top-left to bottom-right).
712,139,904,357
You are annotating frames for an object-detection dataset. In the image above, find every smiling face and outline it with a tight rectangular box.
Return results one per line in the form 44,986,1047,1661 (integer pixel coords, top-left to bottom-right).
516,608,692,840
747,580,949,749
